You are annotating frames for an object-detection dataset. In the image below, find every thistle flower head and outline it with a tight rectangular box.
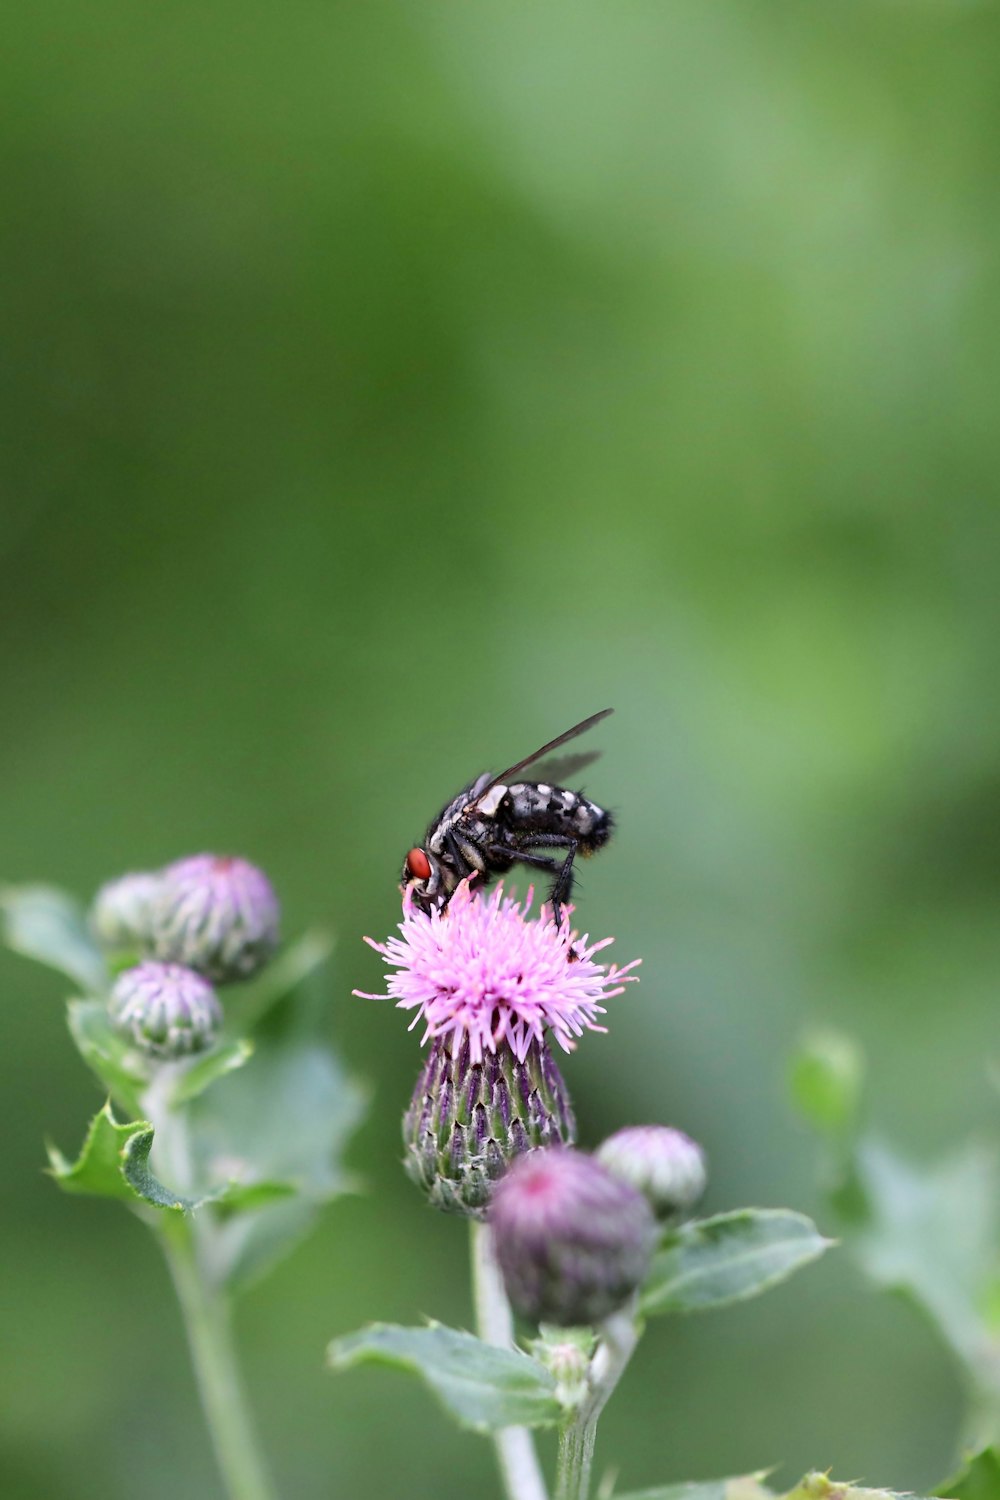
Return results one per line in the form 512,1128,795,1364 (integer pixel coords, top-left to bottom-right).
151,854,280,983
109,961,223,1058
356,880,638,1064
597,1124,707,1220
489,1147,657,1326
403,1034,576,1217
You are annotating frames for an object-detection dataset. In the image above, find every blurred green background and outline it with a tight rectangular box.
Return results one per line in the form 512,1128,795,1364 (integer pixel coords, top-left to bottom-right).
3,1,1000,1495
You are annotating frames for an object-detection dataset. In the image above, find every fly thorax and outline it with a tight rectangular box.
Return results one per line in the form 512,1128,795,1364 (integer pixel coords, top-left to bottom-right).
476,783,507,818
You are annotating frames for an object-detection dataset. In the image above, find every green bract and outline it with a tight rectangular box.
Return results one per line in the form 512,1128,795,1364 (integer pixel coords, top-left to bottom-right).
403,1034,576,1217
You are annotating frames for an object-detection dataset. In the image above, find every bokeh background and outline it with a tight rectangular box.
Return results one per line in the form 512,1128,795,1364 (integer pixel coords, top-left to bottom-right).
3,2,1000,1496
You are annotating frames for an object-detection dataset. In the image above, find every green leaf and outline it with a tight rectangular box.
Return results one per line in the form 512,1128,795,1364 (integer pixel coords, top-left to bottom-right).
937,1447,1000,1500
47,1102,200,1212
169,1039,255,1105
226,930,335,1035
67,999,148,1116
1,885,108,993
789,1029,864,1139
185,938,366,1291
641,1209,833,1317
851,1138,1000,1380
615,1476,774,1500
328,1323,561,1432
213,1180,298,1215
615,1475,936,1500
119,1125,209,1211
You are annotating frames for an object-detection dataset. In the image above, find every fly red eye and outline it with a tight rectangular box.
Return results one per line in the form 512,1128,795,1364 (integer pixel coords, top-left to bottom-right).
406,847,432,881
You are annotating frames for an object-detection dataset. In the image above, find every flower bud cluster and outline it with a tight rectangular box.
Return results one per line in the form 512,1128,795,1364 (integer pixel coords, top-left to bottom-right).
91,853,280,1062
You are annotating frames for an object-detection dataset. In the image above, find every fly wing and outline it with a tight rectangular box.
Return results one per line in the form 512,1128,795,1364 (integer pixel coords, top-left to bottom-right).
527,748,602,785
481,709,613,794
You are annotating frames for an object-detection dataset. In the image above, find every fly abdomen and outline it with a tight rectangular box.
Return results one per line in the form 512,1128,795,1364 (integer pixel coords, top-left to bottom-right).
502,783,611,849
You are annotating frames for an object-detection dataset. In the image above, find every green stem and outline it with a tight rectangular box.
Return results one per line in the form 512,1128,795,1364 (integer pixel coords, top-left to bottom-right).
554,1305,639,1500
555,1419,597,1500
160,1215,279,1500
470,1221,550,1500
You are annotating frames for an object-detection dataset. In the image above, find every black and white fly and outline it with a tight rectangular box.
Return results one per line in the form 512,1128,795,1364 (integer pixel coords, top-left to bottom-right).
401,709,614,921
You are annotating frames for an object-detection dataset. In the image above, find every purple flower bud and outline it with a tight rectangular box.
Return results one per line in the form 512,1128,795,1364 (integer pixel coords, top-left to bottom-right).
151,855,280,982
489,1148,657,1326
403,1035,576,1217
91,872,163,949
110,961,223,1058
596,1125,707,1220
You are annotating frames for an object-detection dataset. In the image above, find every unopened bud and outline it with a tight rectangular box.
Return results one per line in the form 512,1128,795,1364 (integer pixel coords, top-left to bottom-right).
531,1328,594,1410
597,1124,707,1220
110,961,223,1058
151,854,280,982
91,872,162,950
403,1036,576,1218
489,1148,657,1326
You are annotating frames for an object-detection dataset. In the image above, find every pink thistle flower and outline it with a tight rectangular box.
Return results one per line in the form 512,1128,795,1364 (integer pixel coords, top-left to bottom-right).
355,879,639,1064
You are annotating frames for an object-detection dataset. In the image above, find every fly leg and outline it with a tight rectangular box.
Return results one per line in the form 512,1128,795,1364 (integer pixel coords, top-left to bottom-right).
513,834,580,924
439,831,477,899
486,847,561,891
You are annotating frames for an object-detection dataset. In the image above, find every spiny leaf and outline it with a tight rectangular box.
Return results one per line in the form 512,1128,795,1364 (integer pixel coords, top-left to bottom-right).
119,1126,209,1211
616,1474,935,1500
47,1102,200,1211
328,1322,561,1432
784,1476,935,1500
641,1209,833,1317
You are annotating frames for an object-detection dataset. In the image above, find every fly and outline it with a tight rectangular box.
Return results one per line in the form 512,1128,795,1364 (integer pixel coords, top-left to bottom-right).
402,709,614,922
